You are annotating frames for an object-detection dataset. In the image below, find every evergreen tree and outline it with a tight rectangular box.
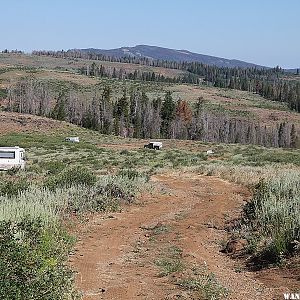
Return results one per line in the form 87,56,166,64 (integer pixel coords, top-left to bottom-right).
278,122,286,147
51,93,66,121
290,124,297,148
161,91,175,137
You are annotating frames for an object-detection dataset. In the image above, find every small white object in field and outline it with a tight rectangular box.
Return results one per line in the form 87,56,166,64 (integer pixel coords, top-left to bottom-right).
65,137,80,143
206,149,214,155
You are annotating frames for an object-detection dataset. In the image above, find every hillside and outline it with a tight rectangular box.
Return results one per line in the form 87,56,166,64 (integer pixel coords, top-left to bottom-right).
74,44,267,68
1,111,300,299
0,111,74,135
0,52,187,79
1,53,300,148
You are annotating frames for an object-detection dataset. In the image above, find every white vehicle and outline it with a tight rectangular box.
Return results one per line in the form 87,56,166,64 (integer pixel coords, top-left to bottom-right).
144,141,162,150
0,147,26,170
65,137,80,143
206,149,214,155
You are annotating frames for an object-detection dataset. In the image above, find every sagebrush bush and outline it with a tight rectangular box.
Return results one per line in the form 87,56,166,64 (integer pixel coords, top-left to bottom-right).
117,168,150,181
0,174,148,222
244,171,300,262
65,174,148,213
0,186,69,223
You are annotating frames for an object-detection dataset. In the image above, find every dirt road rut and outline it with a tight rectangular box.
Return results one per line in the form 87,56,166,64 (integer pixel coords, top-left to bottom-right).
71,173,287,299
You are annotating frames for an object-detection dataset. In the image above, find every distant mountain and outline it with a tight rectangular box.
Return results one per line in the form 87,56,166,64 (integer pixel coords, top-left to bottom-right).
71,45,268,69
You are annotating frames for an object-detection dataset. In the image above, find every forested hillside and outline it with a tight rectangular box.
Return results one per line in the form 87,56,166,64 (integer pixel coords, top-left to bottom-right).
1,52,300,148
33,49,300,112
5,79,297,148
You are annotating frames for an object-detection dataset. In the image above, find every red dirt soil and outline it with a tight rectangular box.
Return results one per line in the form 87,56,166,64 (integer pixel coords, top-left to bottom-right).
71,173,299,300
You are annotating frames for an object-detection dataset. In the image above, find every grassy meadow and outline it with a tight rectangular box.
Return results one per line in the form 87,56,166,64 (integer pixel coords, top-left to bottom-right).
0,120,300,298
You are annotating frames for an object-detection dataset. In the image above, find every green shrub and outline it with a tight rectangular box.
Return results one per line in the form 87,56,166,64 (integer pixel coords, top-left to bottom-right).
41,160,66,175
0,88,7,98
0,218,78,300
72,174,147,211
6,167,21,176
118,168,140,179
117,168,149,182
120,149,129,155
45,166,96,190
65,185,119,213
0,178,29,197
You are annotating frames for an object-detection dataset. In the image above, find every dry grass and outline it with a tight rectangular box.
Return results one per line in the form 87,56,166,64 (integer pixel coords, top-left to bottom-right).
193,162,297,186
0,53,186,78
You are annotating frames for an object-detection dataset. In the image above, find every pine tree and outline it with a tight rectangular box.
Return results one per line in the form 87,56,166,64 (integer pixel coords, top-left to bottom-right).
278,122,286,147
114,90,130,135
51,93,66,121
112,68,117,78
161,91,175,137
115,90,129,119
290,124,297,148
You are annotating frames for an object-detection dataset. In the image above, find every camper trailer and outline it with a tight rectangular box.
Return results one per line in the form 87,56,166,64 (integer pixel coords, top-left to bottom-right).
144,141,162,150
0,147,26,170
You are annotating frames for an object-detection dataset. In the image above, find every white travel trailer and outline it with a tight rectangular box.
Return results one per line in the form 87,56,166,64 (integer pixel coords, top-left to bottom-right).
0,147,26,170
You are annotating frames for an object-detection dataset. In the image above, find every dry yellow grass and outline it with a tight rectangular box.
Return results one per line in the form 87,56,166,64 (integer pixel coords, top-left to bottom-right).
0,53,186,78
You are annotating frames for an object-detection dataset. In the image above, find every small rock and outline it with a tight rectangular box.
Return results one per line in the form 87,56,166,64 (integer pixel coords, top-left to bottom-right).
222,239,248,254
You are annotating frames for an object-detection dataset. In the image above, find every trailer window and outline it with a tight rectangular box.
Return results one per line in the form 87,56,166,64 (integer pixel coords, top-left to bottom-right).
0,151,15,159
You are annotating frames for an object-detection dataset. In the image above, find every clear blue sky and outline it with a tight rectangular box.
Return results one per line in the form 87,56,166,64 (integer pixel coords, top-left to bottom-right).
1,0,299,68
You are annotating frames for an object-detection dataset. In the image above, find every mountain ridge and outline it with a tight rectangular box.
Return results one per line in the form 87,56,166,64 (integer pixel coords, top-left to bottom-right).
71,44,268,69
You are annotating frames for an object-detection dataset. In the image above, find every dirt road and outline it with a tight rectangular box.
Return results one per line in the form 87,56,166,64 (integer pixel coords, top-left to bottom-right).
71,173,291,299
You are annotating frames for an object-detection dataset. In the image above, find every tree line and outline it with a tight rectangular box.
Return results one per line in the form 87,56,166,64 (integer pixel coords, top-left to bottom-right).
77,62,187,83
6,79,298,148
